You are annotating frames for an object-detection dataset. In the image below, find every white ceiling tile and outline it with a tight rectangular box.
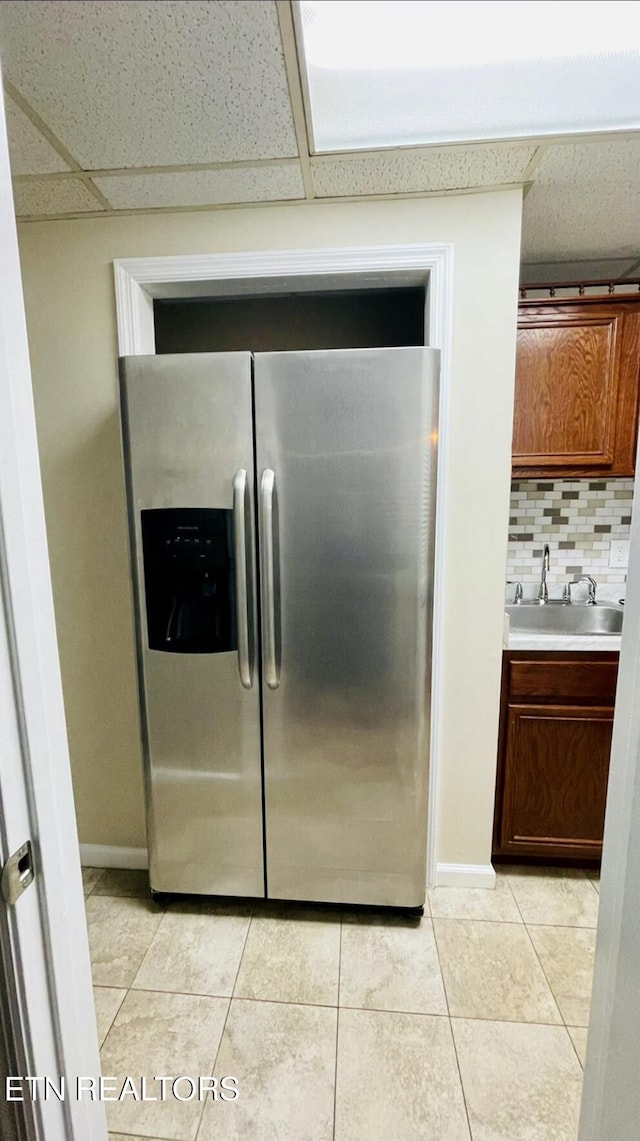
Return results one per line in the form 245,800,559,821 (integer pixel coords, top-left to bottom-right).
13,177,103,218
94,164,305,209
522,139,640,260
4,96,71,175
311,144,536,197
521,258,639,284
0,1,298,169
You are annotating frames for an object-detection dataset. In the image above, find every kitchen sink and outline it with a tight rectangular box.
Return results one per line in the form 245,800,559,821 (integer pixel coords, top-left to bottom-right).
506,603,623,635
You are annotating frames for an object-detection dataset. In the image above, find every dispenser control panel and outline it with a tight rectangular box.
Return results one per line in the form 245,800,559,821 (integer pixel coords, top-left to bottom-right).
140,508,236,654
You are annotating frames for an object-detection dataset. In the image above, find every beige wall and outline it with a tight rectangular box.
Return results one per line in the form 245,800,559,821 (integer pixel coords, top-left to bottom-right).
17,191,522,867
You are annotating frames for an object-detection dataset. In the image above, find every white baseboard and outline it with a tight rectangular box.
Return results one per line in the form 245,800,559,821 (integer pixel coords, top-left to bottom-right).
80,844,148,870
435,862,496,889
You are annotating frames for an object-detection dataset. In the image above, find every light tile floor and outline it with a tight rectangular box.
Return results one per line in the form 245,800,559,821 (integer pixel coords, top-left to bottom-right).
82,864,598,1141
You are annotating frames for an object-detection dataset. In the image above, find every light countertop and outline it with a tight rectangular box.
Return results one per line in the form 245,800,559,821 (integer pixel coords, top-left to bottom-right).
507,630,622,652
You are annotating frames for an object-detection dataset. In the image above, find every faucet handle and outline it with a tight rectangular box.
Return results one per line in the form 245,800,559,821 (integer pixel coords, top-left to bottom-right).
507,580,523,603
569,574,597,604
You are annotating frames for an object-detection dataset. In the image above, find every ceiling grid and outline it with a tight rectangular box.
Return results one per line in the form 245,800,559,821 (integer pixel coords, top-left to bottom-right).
4,75,111,210
275,0,314,198
0,0,636,281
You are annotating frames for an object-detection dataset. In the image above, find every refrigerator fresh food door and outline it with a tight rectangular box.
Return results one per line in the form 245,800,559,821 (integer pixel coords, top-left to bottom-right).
254,348,439,907
119,353,264,897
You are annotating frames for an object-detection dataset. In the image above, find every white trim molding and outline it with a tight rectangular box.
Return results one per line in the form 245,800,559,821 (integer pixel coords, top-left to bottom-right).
0,80,108,1139
80,844,149,870
435,863,497,889
113,241,454,887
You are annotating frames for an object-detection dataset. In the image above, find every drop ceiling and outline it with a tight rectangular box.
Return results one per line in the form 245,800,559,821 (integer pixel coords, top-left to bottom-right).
1,0,639,282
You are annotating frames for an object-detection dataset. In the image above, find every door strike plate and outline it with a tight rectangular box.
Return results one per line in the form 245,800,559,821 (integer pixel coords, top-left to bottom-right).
1,841,35,905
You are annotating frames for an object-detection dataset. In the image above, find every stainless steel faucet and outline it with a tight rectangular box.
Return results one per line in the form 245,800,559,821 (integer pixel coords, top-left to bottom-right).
538,543,550,603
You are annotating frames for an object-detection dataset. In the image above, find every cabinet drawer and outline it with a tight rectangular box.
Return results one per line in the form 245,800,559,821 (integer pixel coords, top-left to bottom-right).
508,658,618,703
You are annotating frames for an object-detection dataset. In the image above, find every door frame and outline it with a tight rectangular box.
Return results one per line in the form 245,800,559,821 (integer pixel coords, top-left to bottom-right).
113,242,453,887
579,426,640,1136
0,80,107,1141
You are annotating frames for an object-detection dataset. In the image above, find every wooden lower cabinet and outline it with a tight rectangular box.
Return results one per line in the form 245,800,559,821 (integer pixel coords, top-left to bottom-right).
493,651,618,862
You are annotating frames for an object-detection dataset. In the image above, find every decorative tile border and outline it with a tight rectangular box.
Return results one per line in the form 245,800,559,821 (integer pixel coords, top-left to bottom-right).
506,479,633,592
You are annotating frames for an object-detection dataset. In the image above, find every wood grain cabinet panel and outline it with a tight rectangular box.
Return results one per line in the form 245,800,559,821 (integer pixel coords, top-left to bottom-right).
500,704,612,857
513,299,640,478
493,651,619,863
509,659,618,703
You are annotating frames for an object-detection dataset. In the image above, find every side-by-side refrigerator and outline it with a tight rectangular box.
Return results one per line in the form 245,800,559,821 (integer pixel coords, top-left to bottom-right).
119,347,439,909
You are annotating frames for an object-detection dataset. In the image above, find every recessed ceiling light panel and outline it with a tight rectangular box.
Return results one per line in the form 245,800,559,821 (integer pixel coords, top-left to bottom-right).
299,0,640,151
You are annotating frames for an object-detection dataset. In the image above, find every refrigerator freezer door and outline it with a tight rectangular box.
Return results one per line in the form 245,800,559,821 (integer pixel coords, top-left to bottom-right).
119,353,264,897
254,348,439,907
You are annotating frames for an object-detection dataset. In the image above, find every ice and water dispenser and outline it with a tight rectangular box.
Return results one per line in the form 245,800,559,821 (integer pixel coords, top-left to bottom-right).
140,508,236,654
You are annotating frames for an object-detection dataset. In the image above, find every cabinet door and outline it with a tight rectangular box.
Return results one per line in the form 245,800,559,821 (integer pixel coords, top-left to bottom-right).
513,302,640,477
499,703,613,859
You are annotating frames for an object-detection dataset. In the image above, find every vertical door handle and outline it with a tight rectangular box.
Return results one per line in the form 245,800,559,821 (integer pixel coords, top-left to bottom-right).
233,469,253,689
261,469,279,690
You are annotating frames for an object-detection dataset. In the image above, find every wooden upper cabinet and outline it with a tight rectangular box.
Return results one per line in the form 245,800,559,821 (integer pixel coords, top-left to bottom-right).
513,299,640,477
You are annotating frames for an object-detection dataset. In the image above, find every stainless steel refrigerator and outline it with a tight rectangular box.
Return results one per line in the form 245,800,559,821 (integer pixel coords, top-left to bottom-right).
119,347,439,909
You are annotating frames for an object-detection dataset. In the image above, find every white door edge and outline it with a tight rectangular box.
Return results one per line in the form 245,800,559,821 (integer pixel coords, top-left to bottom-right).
0,80,107,1141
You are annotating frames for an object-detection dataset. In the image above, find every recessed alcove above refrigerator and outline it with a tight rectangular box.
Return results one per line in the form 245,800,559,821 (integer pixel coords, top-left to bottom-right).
153,286,426,354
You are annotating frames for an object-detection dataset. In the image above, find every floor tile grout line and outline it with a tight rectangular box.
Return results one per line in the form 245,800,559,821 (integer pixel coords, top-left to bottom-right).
336,915,343,1008
504,870,600,927
448,1012,587,1029
120,985,582,1024
107,1133,176,1140
448,1020,473,1139
99,974,130,1054
108,1133,176,1141
124,900,170,992
428,915,524,924
332,919,343,1141
230,906,255,1001
428,876,524,925
518,910,567,1029
126,986,339,1008
523,917,594,1028
194,906,254,1141
192,994,232,1141
97,987,127,1050
429,917,451,1019
431,917,473,1137
501,870,520,912
83,866,105,897
401,914,595,929
566,1025,586,1070
524,920,597,929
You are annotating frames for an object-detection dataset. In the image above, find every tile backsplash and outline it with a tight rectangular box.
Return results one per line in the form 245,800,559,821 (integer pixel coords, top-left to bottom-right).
506,479,634,592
